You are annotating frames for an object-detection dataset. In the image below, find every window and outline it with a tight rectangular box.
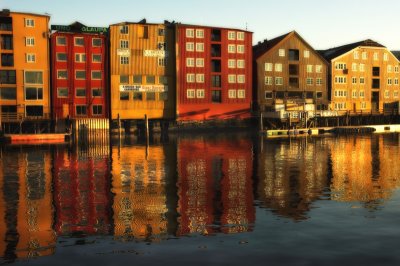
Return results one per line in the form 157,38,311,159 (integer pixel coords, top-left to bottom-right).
289,49,299,61
237,32,245,40
354,51,359,59
93,105,103,115
228,89,236,98
75,70,86,80
196,89,205,98
56,36,66,46
212,90,222,103
306,78,313,85
196,58,204,67
75,53,86,63
146,92,155,101
228,75,236,83
25,18,35,27
359,90,365,98
76,88,86,97
334,102,347,110
275,63,282,72
373,52,379,60
237,45,245,53
120,25,128,34
334,76,347,84
120,75,129,84
25,71,43,84
384,53,389,61
306,65,313,73
196,43,204,52
57,70,67,79
92,71,102,80
335,63,347,70
395,66,399,73
384,90,390,98
158,28,165,36
26,53,36,63
196,29,204,38
26,106,43,117
265,63,273,71
228,31,236,40
57,53,67,62
265,91,273,99
186,58,195,67
360,77,365,84
92,54,101,63
187,89,195,98
316,65,322,73
289,77,298,87
0,87,16,100
196,74,204,83
133,92,142,101
120,56,129,64
387,65,393,73
352,90,358,98
388,78,393,85
0,70,16,84
334,90,347,97
120,91,129,100
316,91,323,99
237,60,245,68
26,37,35,46
352,63,358,71
394,91,399,98
25,87,43,100
237,75,245,83
228,59,236,69
140,26,148,39
120,40,129,48
359,64,365,72
362,52,367,60
1,54,13,67
92,38,102,47
316,78,323,85
228,44,236,53
395,78,399,85
212,75,221,87
278,49,285,57
275,77,283,85
186,42,194,51
133,75,142,84
57,88,68,98
158,42,167,50
187,74,195,83
92,88,103,97
158,58,167,67
361,102,366,109
352,77,357,84
265,76,273,85
159,76,168,84
186,29,195,38
237,89,245,98
146,75,155,84
74,37,84,46
76,105,87,116
304,50,310,58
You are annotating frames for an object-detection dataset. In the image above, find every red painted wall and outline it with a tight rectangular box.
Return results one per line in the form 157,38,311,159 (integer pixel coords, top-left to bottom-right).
176,25,253,121
51,32,108,119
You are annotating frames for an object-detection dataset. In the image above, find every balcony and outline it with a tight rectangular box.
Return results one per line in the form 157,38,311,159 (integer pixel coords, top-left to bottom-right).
0,17,12,32
211,29,221,42
372,67,380,77
211,44,221,57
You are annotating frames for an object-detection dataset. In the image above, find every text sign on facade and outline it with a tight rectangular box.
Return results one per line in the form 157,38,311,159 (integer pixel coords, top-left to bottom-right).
119,85,168,92
51,24,108,33
143,50,169,57
117,49,131,56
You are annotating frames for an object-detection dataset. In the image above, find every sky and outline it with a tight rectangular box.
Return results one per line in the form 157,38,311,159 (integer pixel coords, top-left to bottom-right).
2,0,400,50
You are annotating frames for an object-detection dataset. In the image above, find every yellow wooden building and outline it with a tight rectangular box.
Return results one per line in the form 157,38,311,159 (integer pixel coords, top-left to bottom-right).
109,20,175,124
0,10,51,126
320,40,400,114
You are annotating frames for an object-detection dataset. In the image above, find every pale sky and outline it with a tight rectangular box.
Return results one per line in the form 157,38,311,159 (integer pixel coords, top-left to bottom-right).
2,0,400,50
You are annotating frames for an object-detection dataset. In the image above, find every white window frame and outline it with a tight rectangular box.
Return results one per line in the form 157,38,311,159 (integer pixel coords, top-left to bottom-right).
228,75,236,84
186,42,194,51
25,18,35,27
275,77,283,85
26,37,35,46
316,65,322,73
228,59,236,69
57,70,68,80
74,37,84,46
186,29,195,38
306,65,313,73
120,56,129,65
196,43,204,52
196,89,205,98
237,45,245,53
196,29,204,38
75,53,86,63
56,36,66,46
228,31,236,40
275,63,282,72
228,44,236,53
237,32,245,40
120,39,129,49
26,53,36,63
237,89,245,98
237,60,245,68
228,89,237,98
186,58,195,67
196,74,204,83
237,75,245,84
265,76,273,85
196,58,204,67
304,50,310,58
186,74,195,83
265,63,273,72
92,38,102,47
186,89,195,98
278,49,285,57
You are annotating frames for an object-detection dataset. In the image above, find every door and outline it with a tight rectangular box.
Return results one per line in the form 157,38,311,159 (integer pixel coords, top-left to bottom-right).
372,91,379,112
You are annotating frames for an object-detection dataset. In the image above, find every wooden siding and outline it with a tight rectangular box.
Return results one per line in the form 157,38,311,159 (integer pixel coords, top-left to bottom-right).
51,32,108,119
330,47,400,113
109,23,176,120
255,32,329,112
176,25,252,121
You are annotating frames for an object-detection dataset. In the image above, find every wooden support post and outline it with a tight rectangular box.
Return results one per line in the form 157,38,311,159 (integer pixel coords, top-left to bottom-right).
118,114,121,138
260,112,263,131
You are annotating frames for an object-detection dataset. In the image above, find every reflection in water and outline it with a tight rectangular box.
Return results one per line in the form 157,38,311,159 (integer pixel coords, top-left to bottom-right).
1,133,400,262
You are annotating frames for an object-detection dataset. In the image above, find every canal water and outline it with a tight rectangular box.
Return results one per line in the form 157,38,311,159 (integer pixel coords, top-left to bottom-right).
1,132,400,265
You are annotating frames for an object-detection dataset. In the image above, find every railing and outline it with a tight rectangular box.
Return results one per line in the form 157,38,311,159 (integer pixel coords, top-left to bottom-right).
1,113,51,122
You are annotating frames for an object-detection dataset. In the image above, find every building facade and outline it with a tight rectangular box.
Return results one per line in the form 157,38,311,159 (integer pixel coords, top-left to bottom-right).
50,22,109,120
253,31,329,120
175,24,253,122
320,40,400,114
0,10,50,126
109,20,175,125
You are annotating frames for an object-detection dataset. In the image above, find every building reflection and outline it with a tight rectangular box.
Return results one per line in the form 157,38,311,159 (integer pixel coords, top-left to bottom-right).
52,145,111,236
0,147,55,262
111,144,172,242
257,137,330,220
177,136,254,235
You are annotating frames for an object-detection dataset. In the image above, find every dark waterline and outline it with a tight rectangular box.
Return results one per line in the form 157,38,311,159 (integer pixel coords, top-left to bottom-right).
1,132,400,265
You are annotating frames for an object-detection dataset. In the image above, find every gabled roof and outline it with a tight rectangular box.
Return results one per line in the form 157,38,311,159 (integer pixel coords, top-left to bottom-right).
110,19,172,27
391,51,400,61
319,39,385,61
253,31,328,64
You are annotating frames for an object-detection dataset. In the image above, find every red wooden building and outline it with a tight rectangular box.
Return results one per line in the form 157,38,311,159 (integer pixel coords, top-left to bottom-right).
50,22,108,120
175,24,253,122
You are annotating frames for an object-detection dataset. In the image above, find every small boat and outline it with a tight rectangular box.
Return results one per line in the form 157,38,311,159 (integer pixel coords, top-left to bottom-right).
1,133,70,144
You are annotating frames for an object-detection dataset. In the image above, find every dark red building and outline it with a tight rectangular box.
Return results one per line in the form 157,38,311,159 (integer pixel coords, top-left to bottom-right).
50,22,108,119
175,24,253,122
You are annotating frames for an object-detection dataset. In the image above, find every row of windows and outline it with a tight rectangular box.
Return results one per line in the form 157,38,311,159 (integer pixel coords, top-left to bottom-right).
336,62,400,73
185,74,246,83
185,42,204,52
75,105,104,115
265,76,323,86
120,75,167,85
56,70,102,80
352,51,391,61
186,89,245,99
56,36,103,47
264,91,323,99
56,53,102,63
186,29,246,40
57,88,103,98
0,87,43,100
186,58,205,67
277,49,310,58
119,25,165,36
119,91,167,101
265,63,323,73
119,56,166,66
